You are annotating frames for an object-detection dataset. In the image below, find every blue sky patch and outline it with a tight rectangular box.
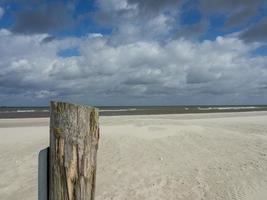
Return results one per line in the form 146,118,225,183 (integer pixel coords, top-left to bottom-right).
181,8,202,25
251,44,267,57
57,47,80,58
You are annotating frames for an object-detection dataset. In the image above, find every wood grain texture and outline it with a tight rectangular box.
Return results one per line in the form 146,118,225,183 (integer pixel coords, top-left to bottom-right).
49,101,99,200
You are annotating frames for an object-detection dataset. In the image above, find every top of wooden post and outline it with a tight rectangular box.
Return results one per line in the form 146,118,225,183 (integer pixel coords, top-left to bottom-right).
50,101,98,112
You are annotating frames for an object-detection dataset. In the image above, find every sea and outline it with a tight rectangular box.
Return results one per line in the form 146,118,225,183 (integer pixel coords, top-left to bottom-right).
1,105,267,118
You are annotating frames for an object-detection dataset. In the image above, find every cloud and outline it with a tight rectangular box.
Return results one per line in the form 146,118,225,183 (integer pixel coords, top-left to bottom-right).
127,0,182,14
41,35,56,43
239,17,267,43
0,6,4,19
1,29,267,105
176,20,208,39
12,2,74,34
97,0,181,14
186,68,221,84
199,0,261,12
199,0,266,27
93,0,180,44
224,7,257,28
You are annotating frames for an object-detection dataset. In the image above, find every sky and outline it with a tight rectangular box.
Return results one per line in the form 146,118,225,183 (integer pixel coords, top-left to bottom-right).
0,0,267,106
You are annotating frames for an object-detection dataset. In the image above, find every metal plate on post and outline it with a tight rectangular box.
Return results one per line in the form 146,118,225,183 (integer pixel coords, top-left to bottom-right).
38,147,49,200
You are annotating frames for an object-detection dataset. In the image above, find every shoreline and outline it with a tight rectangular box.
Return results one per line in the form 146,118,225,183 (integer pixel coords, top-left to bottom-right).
0,105,267,119
1,110,267,128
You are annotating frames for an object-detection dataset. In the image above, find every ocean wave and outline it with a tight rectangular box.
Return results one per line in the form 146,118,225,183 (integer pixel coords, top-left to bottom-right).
100,108,137,112
197,106,258,111
0,109,49,113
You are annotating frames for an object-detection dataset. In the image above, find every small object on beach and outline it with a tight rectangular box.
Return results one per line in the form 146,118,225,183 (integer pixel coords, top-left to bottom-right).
160,157,163,161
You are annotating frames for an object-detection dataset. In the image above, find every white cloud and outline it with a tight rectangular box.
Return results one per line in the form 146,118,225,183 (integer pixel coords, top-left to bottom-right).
98,0,137,11
0,28,267,105
0,7,4,19
94,0,179,44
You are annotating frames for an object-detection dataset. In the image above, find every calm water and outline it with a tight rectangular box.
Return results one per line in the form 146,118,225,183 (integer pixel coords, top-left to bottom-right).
1,105,267,118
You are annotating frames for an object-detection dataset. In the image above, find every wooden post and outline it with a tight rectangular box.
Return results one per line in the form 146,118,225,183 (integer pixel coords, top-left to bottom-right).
49,101,99,200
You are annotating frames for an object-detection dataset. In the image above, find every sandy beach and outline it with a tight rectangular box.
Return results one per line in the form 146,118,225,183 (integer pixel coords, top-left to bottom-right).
0,111,267,200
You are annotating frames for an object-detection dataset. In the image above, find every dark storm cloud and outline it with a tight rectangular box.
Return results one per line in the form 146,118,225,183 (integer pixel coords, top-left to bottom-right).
124,77,161,85
127,0,182,13
200,0,261,12
186,68,219,84
41,35,56,44
12,2,73,34
224,7,257,28
176,20,208,39
240,17,267,43
200,0,266,27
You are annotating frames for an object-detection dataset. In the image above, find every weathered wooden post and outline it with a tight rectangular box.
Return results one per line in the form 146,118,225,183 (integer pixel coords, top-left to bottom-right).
49,101,99,200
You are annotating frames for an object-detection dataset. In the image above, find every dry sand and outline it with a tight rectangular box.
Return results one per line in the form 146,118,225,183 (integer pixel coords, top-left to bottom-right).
0,112,267,200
